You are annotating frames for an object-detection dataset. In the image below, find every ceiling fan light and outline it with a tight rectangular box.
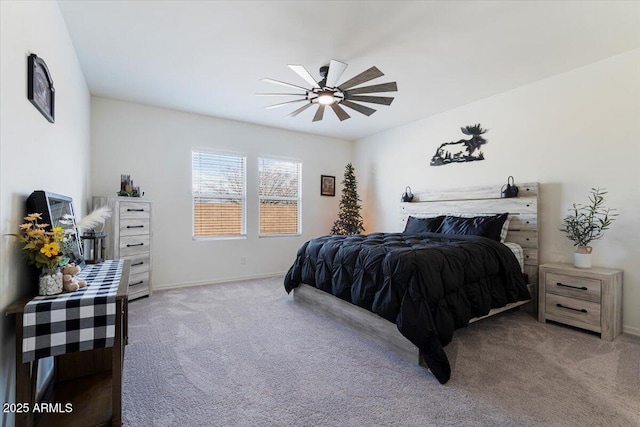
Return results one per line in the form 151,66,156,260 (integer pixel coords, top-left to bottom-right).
317,92,335,105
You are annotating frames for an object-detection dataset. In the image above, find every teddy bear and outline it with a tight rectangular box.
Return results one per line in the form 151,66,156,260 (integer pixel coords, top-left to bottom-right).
62,263,87,292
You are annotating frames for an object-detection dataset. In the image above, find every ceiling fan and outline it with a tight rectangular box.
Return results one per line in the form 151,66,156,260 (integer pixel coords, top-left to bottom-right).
257,60,397,122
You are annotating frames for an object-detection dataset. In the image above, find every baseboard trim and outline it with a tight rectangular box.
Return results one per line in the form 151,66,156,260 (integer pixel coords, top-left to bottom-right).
153,271,287,291
623,325,640,337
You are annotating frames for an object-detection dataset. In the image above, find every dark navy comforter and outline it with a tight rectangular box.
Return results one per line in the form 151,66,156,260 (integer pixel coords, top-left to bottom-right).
284,232,529,384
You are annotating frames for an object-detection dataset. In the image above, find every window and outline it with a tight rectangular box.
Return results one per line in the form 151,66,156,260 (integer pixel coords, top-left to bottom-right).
192,149,246,238
258,157,301,235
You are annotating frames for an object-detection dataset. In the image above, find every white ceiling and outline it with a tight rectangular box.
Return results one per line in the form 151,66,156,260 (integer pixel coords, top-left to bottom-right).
57,1,640,141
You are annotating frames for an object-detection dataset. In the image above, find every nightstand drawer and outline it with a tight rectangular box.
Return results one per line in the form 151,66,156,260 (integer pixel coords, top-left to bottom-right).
546,293,601,329
545,272,601,303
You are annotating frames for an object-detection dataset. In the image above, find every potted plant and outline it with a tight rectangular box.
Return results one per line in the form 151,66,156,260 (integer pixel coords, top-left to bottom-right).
9,213,73,295
559,188,617,268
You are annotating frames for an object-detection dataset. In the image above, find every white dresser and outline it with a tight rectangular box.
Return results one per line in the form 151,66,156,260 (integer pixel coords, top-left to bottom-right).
93,196,153,300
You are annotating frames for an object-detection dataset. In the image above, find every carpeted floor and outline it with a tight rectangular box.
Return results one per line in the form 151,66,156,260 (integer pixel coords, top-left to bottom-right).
122,276,640,426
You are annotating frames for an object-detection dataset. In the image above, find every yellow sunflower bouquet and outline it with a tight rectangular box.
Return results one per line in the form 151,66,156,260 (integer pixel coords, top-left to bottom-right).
9,213,71,271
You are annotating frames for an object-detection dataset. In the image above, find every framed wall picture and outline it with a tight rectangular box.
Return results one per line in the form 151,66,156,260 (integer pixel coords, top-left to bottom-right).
27,53,55,123
321,175,335,196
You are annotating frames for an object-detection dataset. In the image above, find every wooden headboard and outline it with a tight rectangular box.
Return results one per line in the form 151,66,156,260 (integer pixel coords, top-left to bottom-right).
399,182,540,286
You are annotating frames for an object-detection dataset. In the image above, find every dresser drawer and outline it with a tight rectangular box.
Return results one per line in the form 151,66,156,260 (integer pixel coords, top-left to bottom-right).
119,202,151,220
119,235,150,257
545,293,601,329
125,254,150,275
128,271,149,289
545,272,600,303
120,218,150,237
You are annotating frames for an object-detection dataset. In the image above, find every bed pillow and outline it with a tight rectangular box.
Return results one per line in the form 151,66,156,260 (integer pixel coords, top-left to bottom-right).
499,218,510,243
438,213,509,241
403,215,446,234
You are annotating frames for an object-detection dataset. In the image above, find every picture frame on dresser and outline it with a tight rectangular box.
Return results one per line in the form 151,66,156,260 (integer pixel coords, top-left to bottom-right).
93,196,153,300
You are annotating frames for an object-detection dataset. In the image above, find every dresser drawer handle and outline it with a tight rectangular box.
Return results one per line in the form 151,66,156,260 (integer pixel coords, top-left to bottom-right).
130,281,144,286
556,282,587,291
127,225,145,229
131,262,144,266
127,208,145,212
556,303,587,313
126,243,144,247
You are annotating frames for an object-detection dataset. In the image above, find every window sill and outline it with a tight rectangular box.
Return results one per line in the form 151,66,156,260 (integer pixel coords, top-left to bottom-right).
258,233,302,238
192,235,247,241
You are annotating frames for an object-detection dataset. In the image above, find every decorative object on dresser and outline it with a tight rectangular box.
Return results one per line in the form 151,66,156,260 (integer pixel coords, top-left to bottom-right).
538,263,622,341
559,187,617,268
27,53,55,123
93,196,152,300
118,174,144,197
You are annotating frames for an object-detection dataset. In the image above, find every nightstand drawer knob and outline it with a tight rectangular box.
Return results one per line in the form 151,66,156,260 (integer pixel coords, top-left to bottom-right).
556,282,588,291
556,303,587,313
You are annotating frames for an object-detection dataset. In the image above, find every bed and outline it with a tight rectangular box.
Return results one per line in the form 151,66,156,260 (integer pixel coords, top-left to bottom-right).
284,182,539,384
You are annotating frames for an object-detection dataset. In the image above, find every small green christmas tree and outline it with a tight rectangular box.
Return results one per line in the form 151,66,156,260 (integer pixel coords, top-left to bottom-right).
331,163,365,235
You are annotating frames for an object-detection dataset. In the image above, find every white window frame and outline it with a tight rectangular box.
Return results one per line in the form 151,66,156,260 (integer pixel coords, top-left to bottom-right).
192,148,246,240
258,156,302,237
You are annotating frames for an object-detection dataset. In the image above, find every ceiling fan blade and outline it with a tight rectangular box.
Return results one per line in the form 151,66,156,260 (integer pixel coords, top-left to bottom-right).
338,66,384,90
330,104,351,121
287,102,314,118
344,82,397,96
344,95,394,106
326,60,348,88
288,65,321,89
312,105,325,122
255,93,308,97
340,100,377,116
264,99,308,110
261,78,309,91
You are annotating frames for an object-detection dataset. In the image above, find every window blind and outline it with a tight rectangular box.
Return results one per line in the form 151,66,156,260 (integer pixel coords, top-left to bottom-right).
258,157,301,235
192,149,246,237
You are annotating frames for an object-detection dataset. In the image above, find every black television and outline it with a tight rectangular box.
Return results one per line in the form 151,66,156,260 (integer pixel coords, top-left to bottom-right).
26,191,84,264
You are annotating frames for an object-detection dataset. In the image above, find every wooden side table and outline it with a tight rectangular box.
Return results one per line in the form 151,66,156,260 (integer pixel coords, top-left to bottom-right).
6,261,130,427
538,263,623,341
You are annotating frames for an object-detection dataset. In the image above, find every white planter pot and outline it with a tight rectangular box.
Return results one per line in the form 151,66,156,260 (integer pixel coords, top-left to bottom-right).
573,246,593,269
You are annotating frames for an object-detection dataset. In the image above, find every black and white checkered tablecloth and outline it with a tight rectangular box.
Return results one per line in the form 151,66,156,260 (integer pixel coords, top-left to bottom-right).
22,259,123,363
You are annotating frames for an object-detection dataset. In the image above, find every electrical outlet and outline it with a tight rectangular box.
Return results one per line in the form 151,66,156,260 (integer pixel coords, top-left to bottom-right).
240,257,247,265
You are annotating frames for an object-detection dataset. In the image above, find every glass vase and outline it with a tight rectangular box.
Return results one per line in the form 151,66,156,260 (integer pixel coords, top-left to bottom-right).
39,267,63,296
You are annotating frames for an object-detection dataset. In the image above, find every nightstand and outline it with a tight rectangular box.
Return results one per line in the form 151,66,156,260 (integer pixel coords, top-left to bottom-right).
538,263,623,340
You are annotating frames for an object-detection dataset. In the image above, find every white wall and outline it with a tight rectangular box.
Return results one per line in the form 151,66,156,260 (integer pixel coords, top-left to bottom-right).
354,49,640,335
90,97,352,288
0,1,91,424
